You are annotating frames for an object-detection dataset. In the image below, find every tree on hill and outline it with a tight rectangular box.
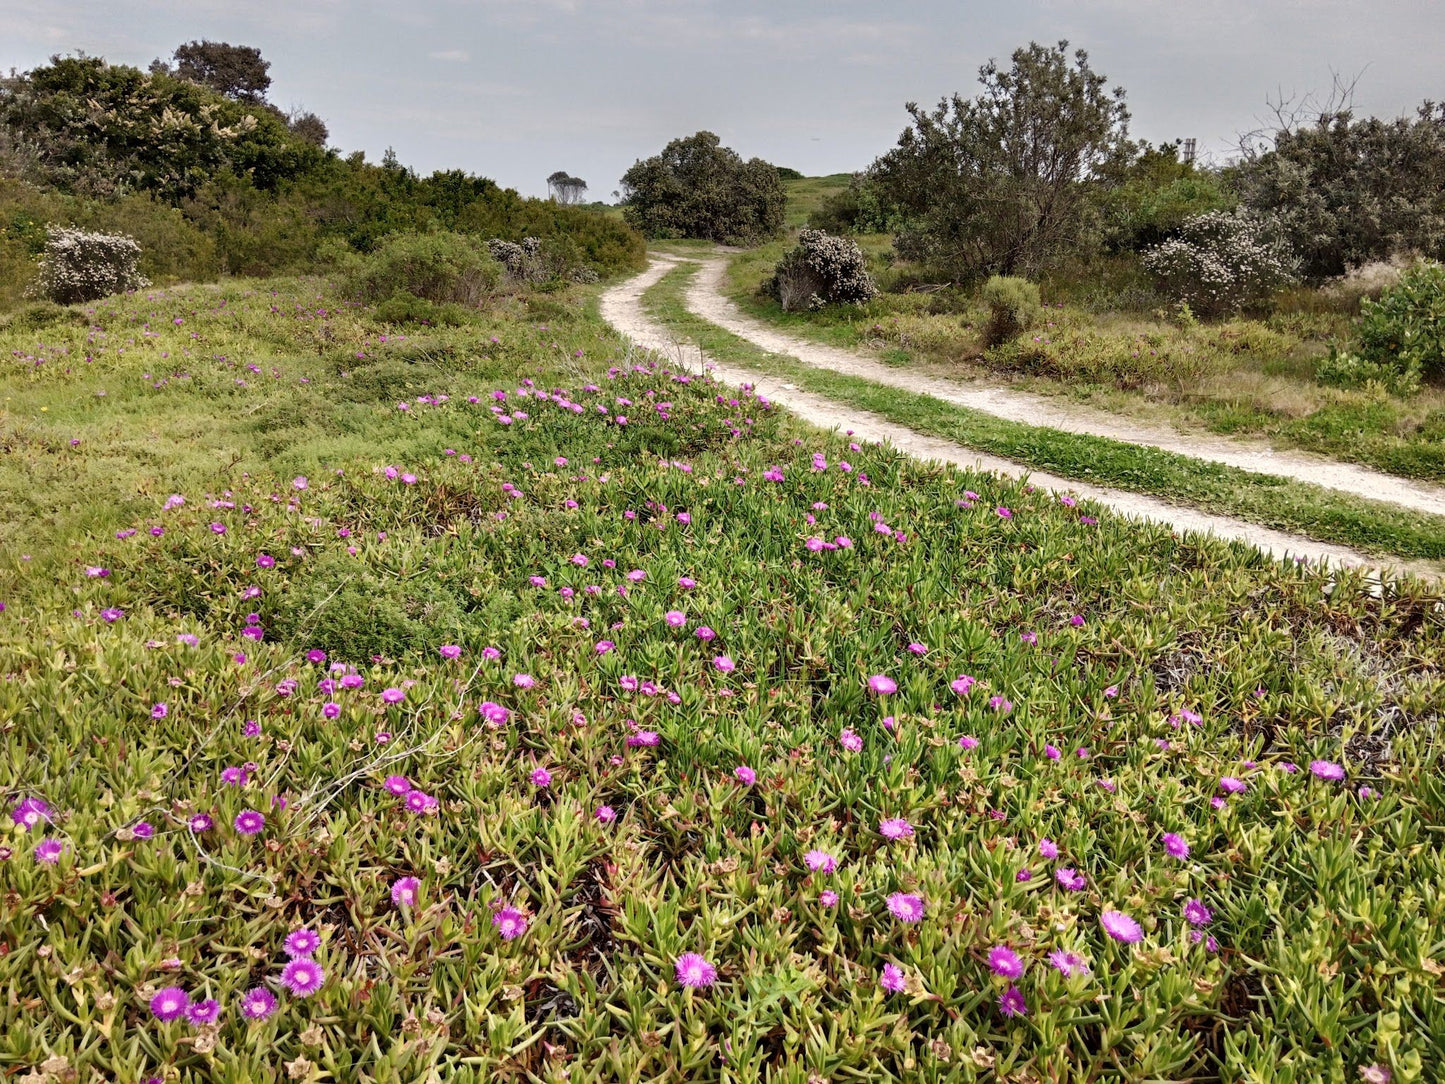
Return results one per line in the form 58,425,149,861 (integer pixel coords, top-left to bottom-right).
167,41,272,103
871,40,1132,278
287,110,329,148
547,171,588,204
620,131,786,244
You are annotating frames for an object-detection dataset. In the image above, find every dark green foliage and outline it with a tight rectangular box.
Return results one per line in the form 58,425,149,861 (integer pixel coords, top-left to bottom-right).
343,232,501,306
1349,261,1445,388
806,173,902,235
621,131,786,244
1096,142,1235,252
979,275,1042,346
168,40,272,103
0,299,87,332
1234,104,1445,280
871,41,1132,279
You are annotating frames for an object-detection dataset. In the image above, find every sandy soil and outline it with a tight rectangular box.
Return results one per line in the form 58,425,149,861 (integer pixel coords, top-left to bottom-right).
600,256,1433,579
680,256,1445,519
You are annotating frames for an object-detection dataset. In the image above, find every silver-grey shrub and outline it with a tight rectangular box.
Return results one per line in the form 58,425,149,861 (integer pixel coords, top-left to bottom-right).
765,229,878,312
1143,210,1298,317
29,227,150,304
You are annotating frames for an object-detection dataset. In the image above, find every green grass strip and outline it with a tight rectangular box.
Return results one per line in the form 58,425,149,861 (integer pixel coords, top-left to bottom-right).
642,261,1445,564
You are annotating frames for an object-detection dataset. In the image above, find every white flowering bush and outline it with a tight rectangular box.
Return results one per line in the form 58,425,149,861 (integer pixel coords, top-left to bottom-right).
28,227,150,304
1143,210,1298,318
766,229,878,312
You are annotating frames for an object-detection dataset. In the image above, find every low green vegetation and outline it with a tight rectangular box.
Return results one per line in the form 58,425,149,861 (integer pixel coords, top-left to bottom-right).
646,261,1445,565
3,268,1444,1084
724,240,1445,484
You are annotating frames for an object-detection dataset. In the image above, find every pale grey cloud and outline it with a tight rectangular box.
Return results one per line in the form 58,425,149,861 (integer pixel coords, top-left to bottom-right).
0,0,1440,196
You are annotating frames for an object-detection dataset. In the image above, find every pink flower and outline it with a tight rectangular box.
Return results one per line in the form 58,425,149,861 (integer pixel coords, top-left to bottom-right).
674,953,717,988
1183,899,1212,926
493,906,529,940
887,892,925,923
804,849,837,873
1100,909,1144,943
664,610,686,627
998,985,1027,1017
867,674,897,695
1162,832,1189,859
595,805,616,824
950,674,976,696
1309,760,1345,781
530,767,552,788
820,889,839,906
880,963,907,993
733,765,756,786
1055,868,1086,891
988,945,1024,979
713,655,735,673
879,818,913,841
839,728,863,753
1047,949,1089,977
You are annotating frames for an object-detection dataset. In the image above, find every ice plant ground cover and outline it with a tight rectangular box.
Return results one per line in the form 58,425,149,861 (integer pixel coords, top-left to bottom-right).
1,278,1443,1083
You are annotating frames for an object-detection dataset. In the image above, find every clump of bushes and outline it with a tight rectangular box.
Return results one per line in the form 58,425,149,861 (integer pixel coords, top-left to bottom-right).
1143,210,1299,317
1319,260,1445,394
979,275,1042,346
764,229,878,312
487,237,598,288
621,130,786,244
27,227,149,303
344,231,500,306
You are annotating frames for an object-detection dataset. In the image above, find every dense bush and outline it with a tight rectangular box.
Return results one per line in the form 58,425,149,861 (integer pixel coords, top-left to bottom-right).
806,173,901,235
621,131,786,244
1233,103,1445,280
979,275,1042,346
1096,142,1235,252
488,236,598,288
871,42,1132,279
764,229,878,311
27,226,149,302
1143,210,1299,317
1328,260,1445,391
344,232,500,306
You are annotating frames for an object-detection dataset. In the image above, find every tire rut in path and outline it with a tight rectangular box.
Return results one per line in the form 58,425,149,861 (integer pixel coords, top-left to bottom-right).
680,255,1445,520
599,256,1424,578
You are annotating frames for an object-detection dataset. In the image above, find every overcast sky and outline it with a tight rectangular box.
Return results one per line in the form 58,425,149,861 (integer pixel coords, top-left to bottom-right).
3,0,1441,198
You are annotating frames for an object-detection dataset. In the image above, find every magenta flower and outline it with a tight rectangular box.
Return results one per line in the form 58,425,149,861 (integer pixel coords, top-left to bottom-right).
1047,949,1089,977
34,838,64,864
733,765,756,786
11,797,51,830
1055,868,1086,891
820,889,839,906
384,775,411,796
988,945,1024,979
867,674,897,695
950,674,976,696
879,817,914,841
284,928,321,958
627,730,660,747
1219,776,1247,794
1309,760,1345,781
381,687,405,705
998,985,1027,1017
804,849,837,873
132,821,154,839
1039,838,1059,859
391,876,421,908
887,892,925,923
151,702,168,719
493,906,529,940
188,813,213,833
880,963,907,993
530,767,552,788
664,610,686,627
439,644,462,660
1183,899,1212,926
240,987,277,1020
713,655,735,673
478,701,510,725
150,986,190,1021
234,810,265,836
1162,832,1190,859
513,673,536,688
280,958,325,997
186,998,221,1026
839,728,863,753
1100,909,1144,943
595,805,616,824
674,953,717,988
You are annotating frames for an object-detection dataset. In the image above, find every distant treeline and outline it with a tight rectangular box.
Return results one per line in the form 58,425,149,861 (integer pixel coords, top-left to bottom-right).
0,53,644,306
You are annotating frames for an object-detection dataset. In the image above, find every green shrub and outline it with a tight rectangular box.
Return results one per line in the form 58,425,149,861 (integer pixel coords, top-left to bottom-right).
1355,260,1445,385
1315,347,1422,397
28,226,149,303
344,231,500,306
979,275,1042,346
372,291,471,327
